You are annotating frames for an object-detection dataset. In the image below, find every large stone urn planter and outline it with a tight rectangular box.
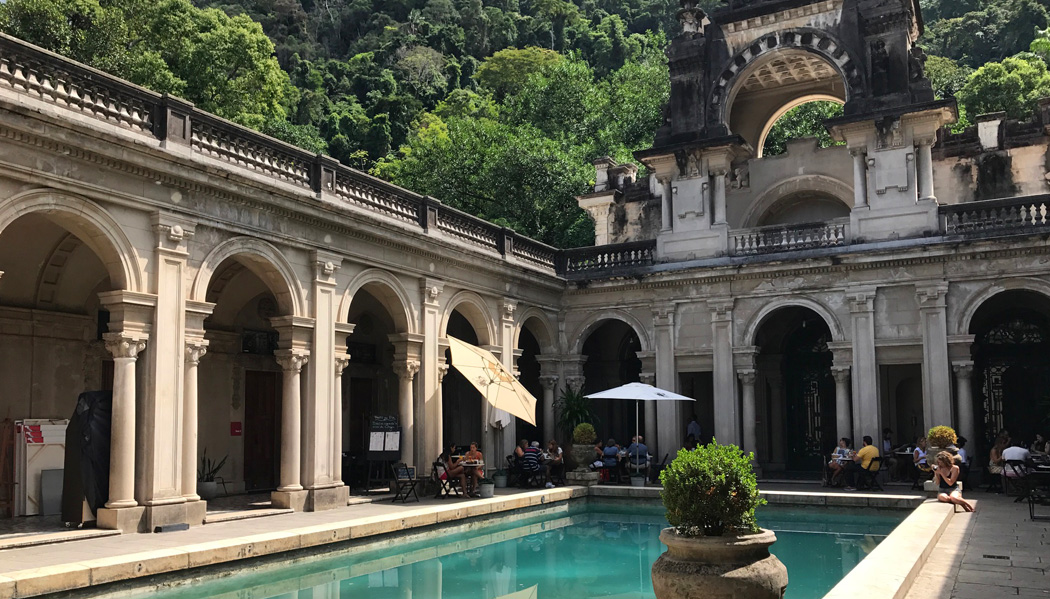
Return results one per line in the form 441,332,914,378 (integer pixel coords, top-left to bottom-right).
651,528,787,599
571,444,594,471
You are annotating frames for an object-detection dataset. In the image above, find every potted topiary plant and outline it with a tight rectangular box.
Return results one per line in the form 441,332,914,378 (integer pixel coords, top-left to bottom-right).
478,476,495,498
927,425,959,460
197,449,227,501
571,423,597,472
651,440,787,599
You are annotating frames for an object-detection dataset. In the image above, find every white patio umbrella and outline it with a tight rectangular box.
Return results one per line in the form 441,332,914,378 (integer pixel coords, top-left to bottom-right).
585,382,694,461
447,335,537,425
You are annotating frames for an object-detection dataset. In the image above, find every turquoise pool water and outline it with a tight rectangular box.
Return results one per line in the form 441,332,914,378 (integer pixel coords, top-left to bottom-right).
134,502,905,599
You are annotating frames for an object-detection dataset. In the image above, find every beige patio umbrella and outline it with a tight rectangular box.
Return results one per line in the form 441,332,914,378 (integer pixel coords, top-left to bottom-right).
447,335,537,425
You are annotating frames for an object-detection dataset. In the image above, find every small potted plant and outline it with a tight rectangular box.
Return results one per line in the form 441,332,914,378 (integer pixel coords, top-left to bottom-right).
197,448,227,501
493,468,508,488
571,423,597,472
478,476,495,498
927,425,958,457
651,440,787,599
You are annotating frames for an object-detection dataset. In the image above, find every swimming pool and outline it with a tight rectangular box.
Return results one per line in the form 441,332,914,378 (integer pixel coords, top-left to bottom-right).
122,501,906,599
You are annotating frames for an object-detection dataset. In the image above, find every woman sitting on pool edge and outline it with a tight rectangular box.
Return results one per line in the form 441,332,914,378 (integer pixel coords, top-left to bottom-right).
932,451,975,512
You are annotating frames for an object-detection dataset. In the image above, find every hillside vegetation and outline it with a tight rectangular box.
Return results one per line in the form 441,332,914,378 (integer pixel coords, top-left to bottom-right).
2,0,1049,247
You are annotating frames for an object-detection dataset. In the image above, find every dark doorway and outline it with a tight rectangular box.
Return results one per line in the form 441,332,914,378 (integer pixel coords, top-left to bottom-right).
782,323,834,471
582,320,642,446
347,377,374,457
443,310,483,447
243,370,279,491
679,372,714,446
516,328,543,443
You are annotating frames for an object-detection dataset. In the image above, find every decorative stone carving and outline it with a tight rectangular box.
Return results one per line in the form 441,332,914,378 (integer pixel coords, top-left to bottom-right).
952,362,974,379
565,375,586,392
275,351,309,373
393,360,420,381
831,365,851,384
185,340,208,366
640,372,656,385
736,369,757,385
104,333,147,360
539,375,559,390
335,353,351,373
437,364,449,383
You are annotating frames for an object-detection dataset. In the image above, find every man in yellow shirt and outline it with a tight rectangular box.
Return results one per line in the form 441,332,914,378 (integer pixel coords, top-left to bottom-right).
844,435,880,491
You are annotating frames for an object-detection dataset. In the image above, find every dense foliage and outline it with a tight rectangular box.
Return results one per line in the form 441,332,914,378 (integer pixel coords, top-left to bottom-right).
659,441,763,537
927,425,958,448
4,0,1050,245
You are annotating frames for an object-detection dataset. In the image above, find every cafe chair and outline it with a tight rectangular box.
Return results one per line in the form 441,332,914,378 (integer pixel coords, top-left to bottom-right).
391,462,423,503
1005,460,1032,503
857,457,883,492
432,460,462,499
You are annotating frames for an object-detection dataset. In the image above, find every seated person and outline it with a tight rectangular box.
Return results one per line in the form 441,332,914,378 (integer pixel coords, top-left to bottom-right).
1033,433,1049,455
1003,442,1032,477
590,439,605,469
913,436,930,474
439,443,467,492
955,436,969,465
932,451,974,512
625,436,650,473
881,429,899,479
545,439,564,486
463,441,484,496
602,438,621,468
827,437,852,486
520,441,544,485
844,435,880,491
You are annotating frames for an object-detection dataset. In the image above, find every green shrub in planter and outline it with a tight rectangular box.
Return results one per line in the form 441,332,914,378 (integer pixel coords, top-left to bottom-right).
927,425,957,448
659,439,763,536
573,423,597,444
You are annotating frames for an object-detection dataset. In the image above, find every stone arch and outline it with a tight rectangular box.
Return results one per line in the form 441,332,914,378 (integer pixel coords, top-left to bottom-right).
514,307,557,353
191,237,306,317
957,278,1050,335
754,94,844,158
338,268,415,334
743,296,845,346
741,174,853,228
0,188,143,292
569,309,652,355
441,290,495,346
710,28,862,138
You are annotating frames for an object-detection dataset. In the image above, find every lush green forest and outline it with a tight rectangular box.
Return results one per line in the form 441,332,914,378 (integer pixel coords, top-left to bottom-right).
2,0,1050,247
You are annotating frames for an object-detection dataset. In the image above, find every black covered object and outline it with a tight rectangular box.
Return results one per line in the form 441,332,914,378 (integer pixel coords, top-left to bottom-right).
61,391,112,523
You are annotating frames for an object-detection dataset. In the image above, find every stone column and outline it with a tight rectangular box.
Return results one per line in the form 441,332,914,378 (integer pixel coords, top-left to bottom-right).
851,149,868,208
539,375,559,443
710,298,739,445
181,339,208,501
394,360,420,467
737,369,758,457
421,279,445,471
652,305,678,455
657,175,673,232
333,353,351,484
639,372,658,447
275,350,309,494
499,300,519,459
916,139,936,203
831,366,851,442
953,362,975,448
702,180,712,227
712,170,727,225
104,333,147,509
917,283,952,428
848,287,879,442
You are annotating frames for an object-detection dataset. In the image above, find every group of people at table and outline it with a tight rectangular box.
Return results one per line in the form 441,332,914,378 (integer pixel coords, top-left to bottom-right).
438,439,566,497
588,436,652,479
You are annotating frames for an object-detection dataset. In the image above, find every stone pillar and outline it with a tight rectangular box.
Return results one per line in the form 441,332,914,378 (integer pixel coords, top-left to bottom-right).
916,138,936,203
831,366,851,442
421,279,445,471
710,298,738,445
737,369,757,457
702,180,712,227
652,305,677,456
275,348,306,498
712,170,727,225
639,372,658,448
104,333,148,509
848,287,879,443
917,283,952,428
539,375,559,443
181,339,208,502
851,149,868,208
394,360,420,467
658,175,673,232
333,353,351,484
499,300,519,460
953,362,975,448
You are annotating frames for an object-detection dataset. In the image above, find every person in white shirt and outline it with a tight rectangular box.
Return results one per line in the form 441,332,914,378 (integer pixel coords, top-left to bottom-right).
955,436,969,466
1002,444,1031,477
686,415,701,443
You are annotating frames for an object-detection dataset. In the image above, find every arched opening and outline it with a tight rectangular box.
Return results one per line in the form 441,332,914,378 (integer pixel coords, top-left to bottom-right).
0,212,122,518
344,285,404,486
515,326,543,443
725,48,847,155
753,307,835,473
969,290,1050,451
581,320,642,447
200,255,294,497
757,191,851,227
759,99,844,157
443,309,484,450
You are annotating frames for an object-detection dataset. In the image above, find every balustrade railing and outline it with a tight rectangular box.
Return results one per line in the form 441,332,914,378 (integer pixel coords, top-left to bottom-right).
731,219,849,256
561,240,656,275
941,196,1050,236
512,236,559,271
190,114,313,187
332,170,421,225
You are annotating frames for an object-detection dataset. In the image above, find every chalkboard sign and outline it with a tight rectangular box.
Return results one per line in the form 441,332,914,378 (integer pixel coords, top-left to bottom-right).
367,416,400,461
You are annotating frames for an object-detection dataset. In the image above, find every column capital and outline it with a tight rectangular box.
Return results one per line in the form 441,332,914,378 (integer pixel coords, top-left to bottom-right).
916,282,949,309
421,278,445,306
151,211,195,253
952,361,975,379
104,332,147,359
652,304,675,327
335,352,351,373
500,299,517,322
846,286,877,313
849,147,868,158
538,375,559,390
393,360,421,380
639,372,656,385
437,363,450,383
185,338,209,366
915,136,936,147
709,297,734,321
275,350,309,373
831,365,851,383
311,250,342,284
736,369,757,385
565,375,586,392
655,173,673,186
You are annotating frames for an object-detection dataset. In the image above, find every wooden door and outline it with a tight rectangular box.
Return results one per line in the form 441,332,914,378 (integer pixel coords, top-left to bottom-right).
244,371,279,491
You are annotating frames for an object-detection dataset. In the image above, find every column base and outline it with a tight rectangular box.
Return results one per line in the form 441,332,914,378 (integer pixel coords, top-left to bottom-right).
143,501,205,532
566,470,600,487
272,489,308,511
306,485,350,511
97,506,146,533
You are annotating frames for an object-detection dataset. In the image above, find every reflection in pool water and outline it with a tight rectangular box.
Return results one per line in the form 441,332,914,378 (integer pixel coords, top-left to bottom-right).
132,503,905,599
